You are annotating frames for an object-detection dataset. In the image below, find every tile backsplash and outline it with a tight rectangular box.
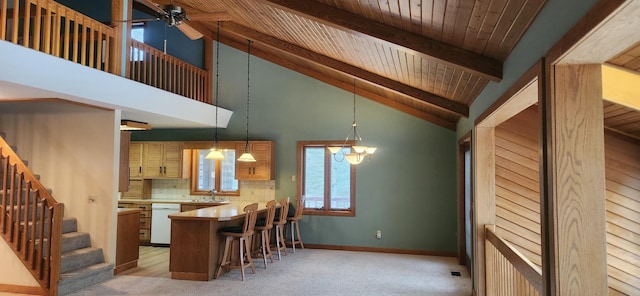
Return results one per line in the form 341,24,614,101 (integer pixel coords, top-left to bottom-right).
150,179,275,202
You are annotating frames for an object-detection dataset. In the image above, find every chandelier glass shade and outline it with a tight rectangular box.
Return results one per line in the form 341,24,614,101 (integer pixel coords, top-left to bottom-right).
206,21,225,160
237,39,256,163
328,79,377,165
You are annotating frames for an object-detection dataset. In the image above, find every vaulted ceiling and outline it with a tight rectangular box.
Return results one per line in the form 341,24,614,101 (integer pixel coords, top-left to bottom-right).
146,0,548,130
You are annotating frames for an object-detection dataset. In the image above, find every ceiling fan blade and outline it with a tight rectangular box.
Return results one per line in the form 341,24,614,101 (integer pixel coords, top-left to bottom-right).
134,0,166,15
176,22,204,40
187,12,232,22
115,17,159,23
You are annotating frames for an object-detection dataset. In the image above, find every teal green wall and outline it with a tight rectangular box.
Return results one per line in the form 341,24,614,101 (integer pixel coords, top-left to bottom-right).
133,43,459,253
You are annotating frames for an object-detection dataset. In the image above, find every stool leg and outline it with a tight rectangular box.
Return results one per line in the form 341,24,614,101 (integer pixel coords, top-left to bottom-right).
273,225,282,259
290,222,296,253
295,221,304,249
245,237,256,274
239,237,246,281
261,230,268,268
278,224,288,257
216,236,232,279
264,229,274,264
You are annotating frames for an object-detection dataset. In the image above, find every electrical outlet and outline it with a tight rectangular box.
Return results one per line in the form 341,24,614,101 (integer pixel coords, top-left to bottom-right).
376,230,382,239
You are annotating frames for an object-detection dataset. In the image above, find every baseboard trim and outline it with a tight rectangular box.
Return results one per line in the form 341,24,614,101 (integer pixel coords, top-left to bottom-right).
0,284,43,295
303,244,457,257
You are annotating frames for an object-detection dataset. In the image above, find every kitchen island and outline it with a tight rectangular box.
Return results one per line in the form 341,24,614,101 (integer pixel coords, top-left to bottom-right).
168,201,272,281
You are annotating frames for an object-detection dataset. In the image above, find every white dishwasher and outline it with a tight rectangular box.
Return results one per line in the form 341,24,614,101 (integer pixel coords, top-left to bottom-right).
151,203,181,245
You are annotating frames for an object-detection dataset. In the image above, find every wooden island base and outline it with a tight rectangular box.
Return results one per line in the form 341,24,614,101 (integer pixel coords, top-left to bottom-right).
169,201,269,281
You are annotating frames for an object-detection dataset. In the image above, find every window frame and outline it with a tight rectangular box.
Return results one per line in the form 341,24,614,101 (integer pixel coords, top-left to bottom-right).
297,141,356,217
189,142,240,196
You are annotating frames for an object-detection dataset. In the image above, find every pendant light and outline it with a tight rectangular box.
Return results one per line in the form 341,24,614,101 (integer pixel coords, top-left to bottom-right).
328,79,377,165
206,21,225,159
237,40,256,162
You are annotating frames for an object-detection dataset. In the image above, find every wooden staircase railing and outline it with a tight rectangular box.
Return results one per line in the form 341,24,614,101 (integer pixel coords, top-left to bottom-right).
485,225,542,296
0,137,64,296
128,39,212,103
0,0,212,104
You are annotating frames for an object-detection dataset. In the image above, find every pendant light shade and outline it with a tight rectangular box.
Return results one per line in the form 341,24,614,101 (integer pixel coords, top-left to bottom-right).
238,39,256,163
206,21,225,160
237,151,257,162
205,149,225,159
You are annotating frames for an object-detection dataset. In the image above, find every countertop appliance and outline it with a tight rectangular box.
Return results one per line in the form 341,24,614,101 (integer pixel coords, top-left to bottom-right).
151,203,181,245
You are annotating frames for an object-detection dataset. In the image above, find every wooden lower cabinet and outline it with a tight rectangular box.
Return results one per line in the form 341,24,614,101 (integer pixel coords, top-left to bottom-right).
118,202,152,244
115,208,141,274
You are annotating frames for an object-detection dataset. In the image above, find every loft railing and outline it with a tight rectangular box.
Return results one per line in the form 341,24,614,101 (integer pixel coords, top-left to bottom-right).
0,136,64,296
0,0,212,104
128,39,211,103
485,225,542,296
0,0,116,72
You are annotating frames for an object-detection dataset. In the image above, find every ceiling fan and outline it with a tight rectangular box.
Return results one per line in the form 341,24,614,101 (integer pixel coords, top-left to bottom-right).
132,0,231,40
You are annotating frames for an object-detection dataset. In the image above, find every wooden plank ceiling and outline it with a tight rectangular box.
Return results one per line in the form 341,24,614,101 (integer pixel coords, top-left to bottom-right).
151,0,548,130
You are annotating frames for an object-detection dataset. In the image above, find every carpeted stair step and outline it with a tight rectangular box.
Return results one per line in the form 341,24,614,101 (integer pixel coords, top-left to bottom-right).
61,232,91,253
57,262,114,296
60,247,105,274
63,217,78,233
19,217,76,241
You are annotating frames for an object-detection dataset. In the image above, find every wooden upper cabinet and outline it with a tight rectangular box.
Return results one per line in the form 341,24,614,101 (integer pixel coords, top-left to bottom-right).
142,142,184,178
235,141,275,180
129,142,144,179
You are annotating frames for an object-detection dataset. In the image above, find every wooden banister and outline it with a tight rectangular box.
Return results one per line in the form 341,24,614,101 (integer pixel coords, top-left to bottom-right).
485,225,542,295
1,0,212,104
128,39,212,103
0,136,63,296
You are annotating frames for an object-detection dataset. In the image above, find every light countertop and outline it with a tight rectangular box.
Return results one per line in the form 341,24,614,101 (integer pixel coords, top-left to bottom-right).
118,199,230,206
169,201,273,221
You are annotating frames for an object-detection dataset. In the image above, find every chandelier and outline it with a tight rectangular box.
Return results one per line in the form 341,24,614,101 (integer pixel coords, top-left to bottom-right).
328,79,377,165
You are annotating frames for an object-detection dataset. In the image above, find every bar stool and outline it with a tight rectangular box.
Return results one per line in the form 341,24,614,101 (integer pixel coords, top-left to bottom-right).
287,196,305,253
271,197,290,259
216,203,258,281
253,200,276,268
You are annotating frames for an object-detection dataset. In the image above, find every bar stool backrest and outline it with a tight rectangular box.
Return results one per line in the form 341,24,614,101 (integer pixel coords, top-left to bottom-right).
276,197,289,225
263,200,277,229
291,195,305,220
242,203,259,236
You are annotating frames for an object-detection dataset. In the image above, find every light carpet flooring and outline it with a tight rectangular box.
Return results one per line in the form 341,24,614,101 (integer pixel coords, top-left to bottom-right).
67,247,472,296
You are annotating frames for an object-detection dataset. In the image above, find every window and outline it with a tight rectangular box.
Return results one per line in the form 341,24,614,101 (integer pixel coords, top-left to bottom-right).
190,146,239,196
298,141,355,216
130,23,145,61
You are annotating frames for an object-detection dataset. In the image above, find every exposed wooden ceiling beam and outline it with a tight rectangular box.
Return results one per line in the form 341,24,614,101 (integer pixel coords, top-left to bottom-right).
254,0,502,82
218,33,458,130
221,22,469,118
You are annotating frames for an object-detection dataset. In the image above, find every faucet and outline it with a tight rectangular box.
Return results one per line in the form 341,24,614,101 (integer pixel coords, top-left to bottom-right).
210,189,217,201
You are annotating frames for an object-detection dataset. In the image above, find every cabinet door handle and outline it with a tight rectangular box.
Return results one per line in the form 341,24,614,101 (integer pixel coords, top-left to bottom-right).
160,166,162,173
164,166,167,174
139,166,142,173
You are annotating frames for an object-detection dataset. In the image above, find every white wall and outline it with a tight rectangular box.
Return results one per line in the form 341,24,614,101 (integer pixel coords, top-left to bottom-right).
0,238,39,287
0,103,119,266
